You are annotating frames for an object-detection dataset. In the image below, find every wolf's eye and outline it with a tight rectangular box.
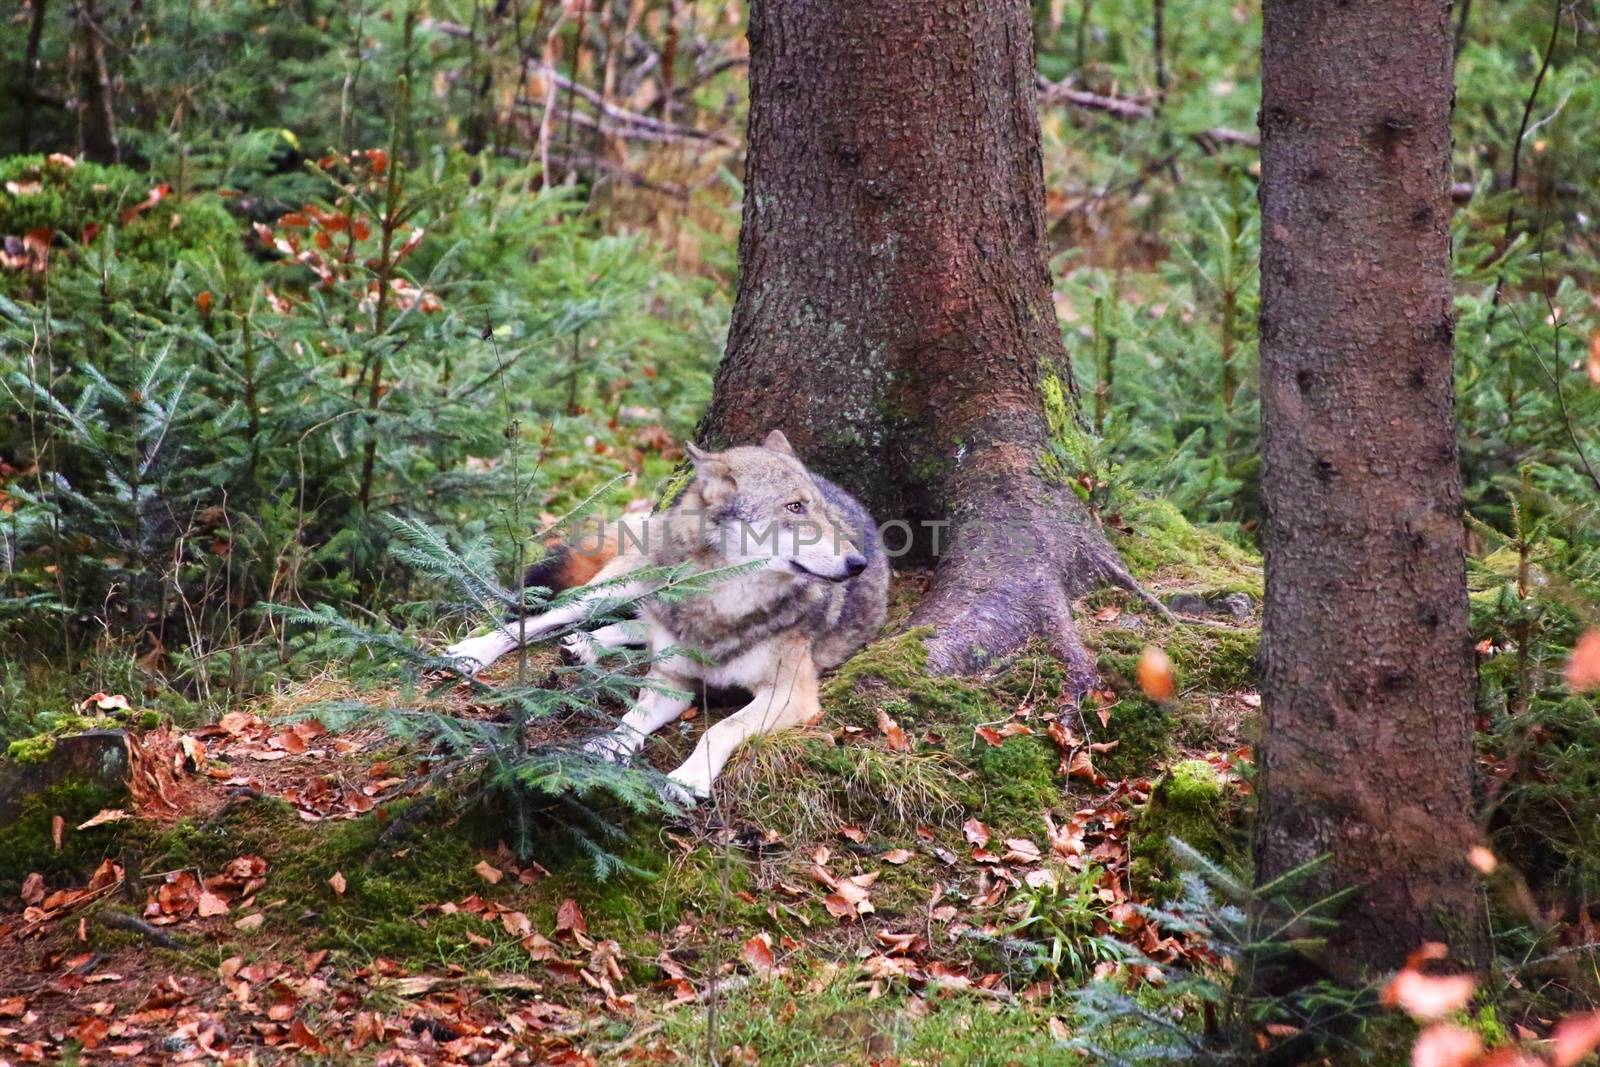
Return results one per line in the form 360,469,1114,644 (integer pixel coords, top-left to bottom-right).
785,501,806,514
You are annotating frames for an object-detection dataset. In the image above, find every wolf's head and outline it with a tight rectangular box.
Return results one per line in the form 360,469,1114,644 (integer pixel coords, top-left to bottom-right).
685,431,868,582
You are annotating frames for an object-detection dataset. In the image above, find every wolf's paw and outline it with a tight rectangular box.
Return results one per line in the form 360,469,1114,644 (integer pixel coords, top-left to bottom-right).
442,634,500,676
581,732,635,765
660,773,710,810
559,632,598,667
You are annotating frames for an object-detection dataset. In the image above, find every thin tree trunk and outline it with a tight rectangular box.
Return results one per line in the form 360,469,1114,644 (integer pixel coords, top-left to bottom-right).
699,0,1144,679
1254,0,1484,976
18,0,49,153
76,0,119,163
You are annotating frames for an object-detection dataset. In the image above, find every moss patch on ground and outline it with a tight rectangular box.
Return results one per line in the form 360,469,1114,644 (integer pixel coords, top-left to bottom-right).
1112,497,1262,595
0,780,136,897
815,630,1070,837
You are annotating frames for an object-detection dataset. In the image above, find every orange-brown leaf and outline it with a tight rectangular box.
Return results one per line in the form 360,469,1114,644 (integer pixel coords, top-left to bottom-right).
1409,1024,1482,1067
556,898,587,937
1567,630,1600,692
1551,1011,1600,1067
1137,646,1177,701
740,932,775,973
1382,969,1476,1021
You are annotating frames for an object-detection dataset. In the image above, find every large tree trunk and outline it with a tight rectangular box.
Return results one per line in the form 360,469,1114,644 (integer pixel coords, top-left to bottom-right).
1254,0,1484,976
699,0,1142,679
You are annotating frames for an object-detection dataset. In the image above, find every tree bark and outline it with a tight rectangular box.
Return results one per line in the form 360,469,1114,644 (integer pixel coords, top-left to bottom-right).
1254,0,1484,976
76,0,120,163
699,0,1141,680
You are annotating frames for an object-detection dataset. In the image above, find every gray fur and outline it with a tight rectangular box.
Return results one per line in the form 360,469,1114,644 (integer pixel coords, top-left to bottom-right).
644,450,889,670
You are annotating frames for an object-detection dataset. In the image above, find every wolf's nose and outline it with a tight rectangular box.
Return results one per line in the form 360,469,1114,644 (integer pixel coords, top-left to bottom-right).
843,554,868,577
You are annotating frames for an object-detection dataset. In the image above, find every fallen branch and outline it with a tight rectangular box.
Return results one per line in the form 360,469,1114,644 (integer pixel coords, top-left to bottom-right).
1037,77,1259,148
98,910,186,950
522,61,739,147
1038,77,1481,204
515,95,737,149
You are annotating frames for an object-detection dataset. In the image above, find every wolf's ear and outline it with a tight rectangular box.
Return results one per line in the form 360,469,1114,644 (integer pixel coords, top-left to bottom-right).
762,429,796,457
685,443,736,498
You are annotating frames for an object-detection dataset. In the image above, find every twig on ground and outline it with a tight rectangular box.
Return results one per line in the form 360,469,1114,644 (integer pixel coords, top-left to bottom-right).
99,910,187,950
604,974,753,1056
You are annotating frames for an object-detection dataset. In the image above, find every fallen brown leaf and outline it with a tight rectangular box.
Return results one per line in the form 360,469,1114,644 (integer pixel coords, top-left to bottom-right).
741,932,776,973
197,890,230,917
1382,968,1476,1021
556,898,588,937
1409,1023,1481,1067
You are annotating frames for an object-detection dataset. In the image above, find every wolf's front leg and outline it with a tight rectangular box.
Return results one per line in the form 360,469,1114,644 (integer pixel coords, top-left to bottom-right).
582,680,693,764
666,667,822,802
444,580,649,675
559,620,647,666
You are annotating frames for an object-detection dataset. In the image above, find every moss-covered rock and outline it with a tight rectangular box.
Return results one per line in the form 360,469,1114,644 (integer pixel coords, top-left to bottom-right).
1129,759,1236,897
6,733,57,764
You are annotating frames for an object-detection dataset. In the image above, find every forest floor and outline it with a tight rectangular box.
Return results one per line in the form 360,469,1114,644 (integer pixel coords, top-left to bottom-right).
0,506,1264,1065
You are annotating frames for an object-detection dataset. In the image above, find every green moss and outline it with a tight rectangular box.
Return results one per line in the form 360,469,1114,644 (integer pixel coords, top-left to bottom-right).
1129,759,1236,897
820,633,1079,837
1112,497,1262,592
144,790,729,967
1089,620,1257,772
0,780,132,898
1096,624,1258,695
1172,628,1259,692
1095,696,1176,781
966,735,1060,836
823,628,1000,731
140,794,515,965
6,733,58,763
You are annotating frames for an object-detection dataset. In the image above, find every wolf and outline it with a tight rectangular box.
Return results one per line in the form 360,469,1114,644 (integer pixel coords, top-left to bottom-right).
443,430,890,803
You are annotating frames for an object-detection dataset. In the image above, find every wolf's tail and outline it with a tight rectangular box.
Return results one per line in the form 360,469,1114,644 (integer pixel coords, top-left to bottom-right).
520,524,621,595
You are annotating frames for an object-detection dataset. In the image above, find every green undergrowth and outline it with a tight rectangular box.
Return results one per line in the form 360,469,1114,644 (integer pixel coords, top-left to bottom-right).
648,963,1064,1066
820,629,1071,836
811,599,1257,841
0,656,194,751
716,728,961,839
117,789,777,972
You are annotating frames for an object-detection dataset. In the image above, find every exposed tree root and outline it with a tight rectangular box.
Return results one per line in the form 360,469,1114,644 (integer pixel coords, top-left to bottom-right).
909,464,1160,683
